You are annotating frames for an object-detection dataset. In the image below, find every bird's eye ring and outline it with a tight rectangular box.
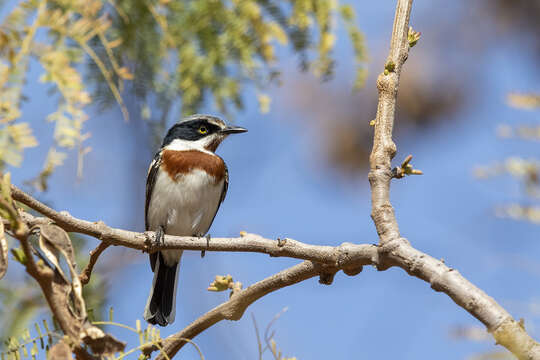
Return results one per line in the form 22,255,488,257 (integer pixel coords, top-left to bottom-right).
198,126,208,134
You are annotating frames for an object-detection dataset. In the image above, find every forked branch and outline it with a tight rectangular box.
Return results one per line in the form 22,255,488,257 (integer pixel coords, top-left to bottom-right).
368,0,540,358
4,1,539,358
9,183,540,359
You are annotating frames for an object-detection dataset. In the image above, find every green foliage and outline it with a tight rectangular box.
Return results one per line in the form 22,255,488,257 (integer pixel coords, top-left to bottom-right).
0,173,19,231
339,4,367,88
0,319,59,360
0,0,112,185
0,2,368,356
475,92,540,224
0,0,367,184
507,93,540,110
90,318,204,360
101,0,361,113
0,225,109,354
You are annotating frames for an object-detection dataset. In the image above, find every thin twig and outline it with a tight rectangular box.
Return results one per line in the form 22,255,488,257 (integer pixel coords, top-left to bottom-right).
251,314,264,360
79,241,111,285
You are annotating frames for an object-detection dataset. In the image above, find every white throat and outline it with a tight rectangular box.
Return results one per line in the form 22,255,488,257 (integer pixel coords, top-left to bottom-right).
165,135,224,154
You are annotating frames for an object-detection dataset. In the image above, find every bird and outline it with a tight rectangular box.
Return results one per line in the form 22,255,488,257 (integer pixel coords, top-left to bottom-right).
143,114,247,326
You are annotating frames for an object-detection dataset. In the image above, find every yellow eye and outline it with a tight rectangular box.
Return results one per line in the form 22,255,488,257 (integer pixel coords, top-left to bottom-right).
198,126,208,134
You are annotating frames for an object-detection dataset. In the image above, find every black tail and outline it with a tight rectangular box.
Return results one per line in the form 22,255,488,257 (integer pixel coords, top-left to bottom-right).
144,253,179,326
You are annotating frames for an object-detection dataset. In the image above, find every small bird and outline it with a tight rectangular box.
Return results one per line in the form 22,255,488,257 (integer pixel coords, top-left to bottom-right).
143,114,247,326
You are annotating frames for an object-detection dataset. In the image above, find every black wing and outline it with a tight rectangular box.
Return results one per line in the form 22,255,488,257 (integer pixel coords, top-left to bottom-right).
146,151,162,272
204,160,229,236
220,162,229,204
145,151,163,230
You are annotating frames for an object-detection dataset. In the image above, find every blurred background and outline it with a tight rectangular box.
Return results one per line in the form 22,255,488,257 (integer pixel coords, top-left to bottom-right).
1,0,539,359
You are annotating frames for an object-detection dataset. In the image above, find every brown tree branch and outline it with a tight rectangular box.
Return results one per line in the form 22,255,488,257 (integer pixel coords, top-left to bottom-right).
12,187,377,271
368,0,412,245
79,241,111,285
9,225,96,360
10,184,540,358
367,0,540,359
154,261,326,359
3,1,533,359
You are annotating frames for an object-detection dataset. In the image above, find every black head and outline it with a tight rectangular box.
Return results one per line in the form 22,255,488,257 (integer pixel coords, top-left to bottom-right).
161,114,247,150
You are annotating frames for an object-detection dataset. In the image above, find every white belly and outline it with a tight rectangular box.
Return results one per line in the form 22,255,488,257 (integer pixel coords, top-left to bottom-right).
147,169,224,264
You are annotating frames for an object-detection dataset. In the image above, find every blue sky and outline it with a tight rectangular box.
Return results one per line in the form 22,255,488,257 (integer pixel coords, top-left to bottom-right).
6,1,540,359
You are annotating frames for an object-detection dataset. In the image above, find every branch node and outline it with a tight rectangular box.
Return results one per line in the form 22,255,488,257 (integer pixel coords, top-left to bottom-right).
392,154,423,179
208,274,234,292
14,181,540,360
143,231,155,253
376,237,409,270
384,61,396,75
318,265,337,285
318,272,335,285
335,243,352,268
343,265,363,277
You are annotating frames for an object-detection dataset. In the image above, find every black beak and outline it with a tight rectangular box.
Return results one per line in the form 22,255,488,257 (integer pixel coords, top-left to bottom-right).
220,125,248,135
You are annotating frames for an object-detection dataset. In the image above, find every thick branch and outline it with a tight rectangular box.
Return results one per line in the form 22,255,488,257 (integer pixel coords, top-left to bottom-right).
154,261,324,359
13,184,377,271
368,0,413,244
367,0,540,358
10,185,540,358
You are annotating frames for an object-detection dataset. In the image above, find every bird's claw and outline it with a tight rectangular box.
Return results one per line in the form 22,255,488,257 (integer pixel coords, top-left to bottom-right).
155,226,165,248
201,234,211,258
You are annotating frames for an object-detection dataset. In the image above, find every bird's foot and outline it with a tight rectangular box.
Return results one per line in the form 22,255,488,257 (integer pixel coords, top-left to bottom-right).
200,233,211,258
155,225,165,248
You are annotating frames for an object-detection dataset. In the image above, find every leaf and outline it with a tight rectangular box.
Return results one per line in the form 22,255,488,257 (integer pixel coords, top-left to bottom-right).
37,226,68,283
319,33,335,54
268,22,288,45
117,67,133,80
0,221,7,280
0,124,38,166
507,93,540,110
107,38,123,48
37,224,86,319
271,339,277,355
257,94,271,114
0,172,11,202
0,173,22,233
8,123,38,149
